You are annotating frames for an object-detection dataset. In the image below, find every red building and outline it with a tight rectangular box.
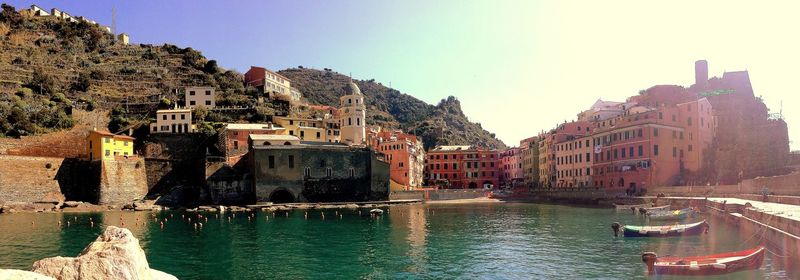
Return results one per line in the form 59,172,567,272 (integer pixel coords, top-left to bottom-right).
425,145,500,189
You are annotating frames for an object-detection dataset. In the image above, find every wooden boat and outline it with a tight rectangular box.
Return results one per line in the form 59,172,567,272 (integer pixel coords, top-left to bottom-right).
615,220,708,237
369,209,384,215
647,208,693,220
642,247,765,276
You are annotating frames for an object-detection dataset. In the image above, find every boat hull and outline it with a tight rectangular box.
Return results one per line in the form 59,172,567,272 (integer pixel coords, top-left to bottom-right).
622,221,707,237
652,247,765,276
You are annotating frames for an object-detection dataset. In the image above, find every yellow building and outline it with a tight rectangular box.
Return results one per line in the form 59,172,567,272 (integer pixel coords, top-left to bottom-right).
87,130,135,161
272,116,340,143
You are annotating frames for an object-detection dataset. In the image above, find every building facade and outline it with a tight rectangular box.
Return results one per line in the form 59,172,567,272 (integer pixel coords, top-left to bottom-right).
87,130,134,161
244,66,301,102
150,108,194,133
369,129,425,188
273,116,340,143
185,86,216,109
591,99,715,191
425,145,500,189
554,135,593,187
250,137,389,203
218,123,284,165
499,147,524,187
520,136,539,187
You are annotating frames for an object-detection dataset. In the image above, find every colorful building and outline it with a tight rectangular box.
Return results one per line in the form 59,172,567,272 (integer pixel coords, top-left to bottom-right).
520,136,539,187
87,129,135,161
273,116,339,143
554,135,593,187
244,66,301,102
369,129,425,189
539,121,592,187
591,99,714,191
499,147,524,187
425,145,500,189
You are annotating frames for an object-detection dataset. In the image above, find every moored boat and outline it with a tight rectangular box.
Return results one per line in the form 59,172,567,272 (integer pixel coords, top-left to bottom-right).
638,205,670,215
611,220,709,237
647,207,694,220
614,203,651,212
642,247,765,276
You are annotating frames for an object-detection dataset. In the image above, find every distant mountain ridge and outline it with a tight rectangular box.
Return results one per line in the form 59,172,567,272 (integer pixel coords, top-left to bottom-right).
278,67,507,149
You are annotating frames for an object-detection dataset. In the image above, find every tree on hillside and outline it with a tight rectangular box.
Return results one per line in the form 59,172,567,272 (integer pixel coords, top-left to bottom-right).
26,68,57,95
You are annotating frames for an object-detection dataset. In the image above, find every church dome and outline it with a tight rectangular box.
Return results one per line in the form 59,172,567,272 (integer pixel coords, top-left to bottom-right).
344,80,362,96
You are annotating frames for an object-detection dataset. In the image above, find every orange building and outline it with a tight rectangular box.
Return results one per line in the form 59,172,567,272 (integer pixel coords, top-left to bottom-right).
554,134,593,187
369,129,425,188
499,147,523,187
539,121,592,187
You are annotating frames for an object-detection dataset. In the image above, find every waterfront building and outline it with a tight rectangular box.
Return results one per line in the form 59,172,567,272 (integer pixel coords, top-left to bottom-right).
369,128,425,189
250,135,389,203
554,135,593,187
218,123,284,166
272,116,340,143
185,86,216,109
425,145,500,189
591,98,714,191
520,136,539,187
244,66,301,102
150,108,194,133
339,81,367,146
499,147,524,187
539,121,592,187
87,129,135,161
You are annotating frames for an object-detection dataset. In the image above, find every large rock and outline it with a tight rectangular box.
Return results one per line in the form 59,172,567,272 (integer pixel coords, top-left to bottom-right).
30,226,176,280
0,269,56,280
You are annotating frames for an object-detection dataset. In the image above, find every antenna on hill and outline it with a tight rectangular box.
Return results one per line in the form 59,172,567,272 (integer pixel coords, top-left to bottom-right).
111,7,117,35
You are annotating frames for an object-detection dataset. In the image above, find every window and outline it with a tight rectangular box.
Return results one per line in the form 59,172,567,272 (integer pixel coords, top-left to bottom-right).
654,145,659,156
614,149,618,159
289,130,294,136
181,114,186,120
300,131,305,138
189,90,196,96
453,163,457,169
162,115,167,120
672,131,677,138
638,145,643,156
105,150,110,156
288,155,295,168
349,168,355,178
326,168,332,177
687,117,693,126
268,156,275,168
205,100,211,106
205,90,211,96
673,146,677,158
638,129,643,137
348,118,352,125
190,101,196,106
653,128,659,137
304,167,311,177
621,148,626,158
104,138,110,143
444,155,448,160
316,132,321,139
680,149,684,158
357,118,360,126
171,114,176,120
688,145,693,152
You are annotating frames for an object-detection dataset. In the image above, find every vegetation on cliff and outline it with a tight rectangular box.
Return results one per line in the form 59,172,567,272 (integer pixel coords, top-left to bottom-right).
279,68,506,149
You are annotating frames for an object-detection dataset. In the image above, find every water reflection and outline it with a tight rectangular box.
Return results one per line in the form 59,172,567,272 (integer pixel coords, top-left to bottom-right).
0,204,795,279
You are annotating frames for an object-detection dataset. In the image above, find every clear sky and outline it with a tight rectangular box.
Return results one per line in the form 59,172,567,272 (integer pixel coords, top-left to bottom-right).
8,0,798,150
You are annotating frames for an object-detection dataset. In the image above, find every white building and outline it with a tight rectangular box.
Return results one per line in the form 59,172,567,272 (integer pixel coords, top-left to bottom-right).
185,86,216,109
150,108,194,133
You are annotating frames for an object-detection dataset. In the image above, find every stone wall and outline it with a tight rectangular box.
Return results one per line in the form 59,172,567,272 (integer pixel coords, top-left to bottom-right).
0,155,67,203
98,158,148,205
205,162,253,205
0,155,99,204
740,172,800,195
142,134,208,195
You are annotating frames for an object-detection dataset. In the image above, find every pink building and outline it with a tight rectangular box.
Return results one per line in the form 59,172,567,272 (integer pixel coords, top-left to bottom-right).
500,147,524,187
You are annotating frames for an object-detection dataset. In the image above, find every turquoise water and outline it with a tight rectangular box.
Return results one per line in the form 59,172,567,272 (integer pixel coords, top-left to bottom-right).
0,203,795,279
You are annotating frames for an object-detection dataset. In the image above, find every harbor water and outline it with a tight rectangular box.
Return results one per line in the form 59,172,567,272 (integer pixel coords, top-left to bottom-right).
0,203,795,279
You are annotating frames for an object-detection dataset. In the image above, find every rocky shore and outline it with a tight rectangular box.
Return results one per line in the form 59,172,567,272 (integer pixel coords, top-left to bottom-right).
0,226,176,280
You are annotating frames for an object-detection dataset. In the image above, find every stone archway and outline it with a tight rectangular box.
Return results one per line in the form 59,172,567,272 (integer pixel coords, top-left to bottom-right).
269,189,295,204
263,142,271,145
283,141,292,145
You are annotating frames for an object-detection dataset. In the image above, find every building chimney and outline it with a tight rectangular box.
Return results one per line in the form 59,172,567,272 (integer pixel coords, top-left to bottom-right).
695,60,708,87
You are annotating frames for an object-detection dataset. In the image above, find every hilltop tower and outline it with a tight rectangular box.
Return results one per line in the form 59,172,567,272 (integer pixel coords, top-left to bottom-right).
339,80,366,146
695,60,708,88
